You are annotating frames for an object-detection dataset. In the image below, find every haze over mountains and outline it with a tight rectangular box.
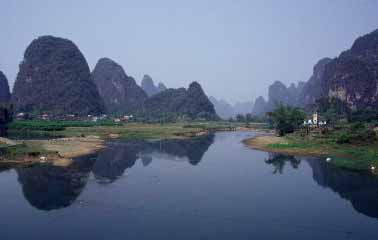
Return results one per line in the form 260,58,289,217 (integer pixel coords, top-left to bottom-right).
2,28,378,120
141,74,167,97
6,35,218,120
251,28,378,117
209,97,253,119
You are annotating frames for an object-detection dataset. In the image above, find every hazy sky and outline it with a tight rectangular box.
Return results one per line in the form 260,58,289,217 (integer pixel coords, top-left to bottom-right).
1,0,378,104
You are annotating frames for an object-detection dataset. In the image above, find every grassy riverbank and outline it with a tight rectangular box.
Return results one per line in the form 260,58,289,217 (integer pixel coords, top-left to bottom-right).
8,120,250,139
244,130,378,171
1,120,261,164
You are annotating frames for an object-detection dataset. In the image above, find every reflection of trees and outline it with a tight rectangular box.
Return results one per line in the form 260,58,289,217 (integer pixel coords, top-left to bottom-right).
264,153,301,174
308,158,378,219
0,126,7,137
16,155,96,211
92,133,215,182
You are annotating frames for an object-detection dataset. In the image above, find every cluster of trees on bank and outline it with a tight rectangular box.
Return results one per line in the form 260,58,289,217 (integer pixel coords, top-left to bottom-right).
267,99,378,146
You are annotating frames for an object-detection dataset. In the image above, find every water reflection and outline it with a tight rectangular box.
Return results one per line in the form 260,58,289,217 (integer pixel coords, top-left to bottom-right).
93,133,215,182
92,141,140,183
4,131,378,222
8,134,214,211
265,153,301,174
265,153,378,219
0,126,7,137
16,155,96,211
307,158,378,219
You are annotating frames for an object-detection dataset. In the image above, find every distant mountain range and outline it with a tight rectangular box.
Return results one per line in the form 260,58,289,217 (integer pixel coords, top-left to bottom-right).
5,28,378,121
7,35,217,120
252,28,378,116
209,97,253,119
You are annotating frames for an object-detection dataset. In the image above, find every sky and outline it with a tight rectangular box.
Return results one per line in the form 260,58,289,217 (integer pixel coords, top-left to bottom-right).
1,0,378,104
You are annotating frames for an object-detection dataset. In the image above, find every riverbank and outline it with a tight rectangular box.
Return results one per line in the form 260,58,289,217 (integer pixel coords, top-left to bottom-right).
1,121,262,166
244,134,378,171
0,135,105,167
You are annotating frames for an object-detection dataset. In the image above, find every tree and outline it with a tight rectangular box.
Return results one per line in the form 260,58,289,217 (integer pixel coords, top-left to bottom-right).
271,103,306,136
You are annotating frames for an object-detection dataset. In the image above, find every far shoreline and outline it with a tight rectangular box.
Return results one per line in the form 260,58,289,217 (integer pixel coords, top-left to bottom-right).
242,134,378,172
243,135,330,158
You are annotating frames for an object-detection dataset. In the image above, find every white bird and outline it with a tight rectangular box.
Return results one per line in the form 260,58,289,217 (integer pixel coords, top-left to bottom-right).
371,166,375,171
326,157,331,162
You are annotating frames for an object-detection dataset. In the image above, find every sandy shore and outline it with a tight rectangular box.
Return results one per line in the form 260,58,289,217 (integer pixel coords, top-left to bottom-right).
26,135,105,158
0,136,105,167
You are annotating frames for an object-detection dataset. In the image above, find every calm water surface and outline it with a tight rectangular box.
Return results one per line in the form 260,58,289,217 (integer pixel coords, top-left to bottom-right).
1,131,378,239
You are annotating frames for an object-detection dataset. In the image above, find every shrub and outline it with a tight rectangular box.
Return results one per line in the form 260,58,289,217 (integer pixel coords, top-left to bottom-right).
271,103,306,136
336,133,350,144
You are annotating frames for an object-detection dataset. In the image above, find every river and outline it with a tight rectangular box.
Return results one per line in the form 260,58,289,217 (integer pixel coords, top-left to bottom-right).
0,131,377,239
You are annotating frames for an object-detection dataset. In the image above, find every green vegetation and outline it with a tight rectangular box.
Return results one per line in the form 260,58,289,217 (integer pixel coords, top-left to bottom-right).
9,120,120,131
255,97,378,171
270,103,306,136
7,120,246,140
1,120,253,161
267,122,378,171
0,143,49,158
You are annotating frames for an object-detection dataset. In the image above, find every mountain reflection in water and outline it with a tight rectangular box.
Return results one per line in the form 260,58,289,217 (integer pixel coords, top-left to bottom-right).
265,153,378,219
12,134,215,210
16,154,97,211
1,131,378,230
93,133,215,182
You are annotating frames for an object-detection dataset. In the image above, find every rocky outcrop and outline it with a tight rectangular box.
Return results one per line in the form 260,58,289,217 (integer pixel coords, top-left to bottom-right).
143,81,218,120
0,71,11,103
157,82,167,92
252,80,305,115
209,96,235,119
319,29,378,111
267,81,302,109
141,74,158,97
12,36,105,116
141,74,166,97
252,96,268,116
92,58,147,114
297,58,332,109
